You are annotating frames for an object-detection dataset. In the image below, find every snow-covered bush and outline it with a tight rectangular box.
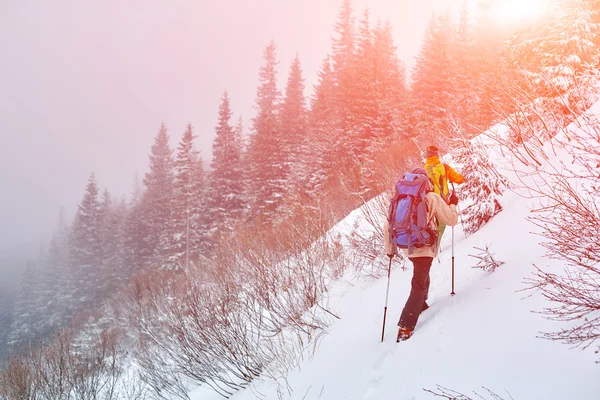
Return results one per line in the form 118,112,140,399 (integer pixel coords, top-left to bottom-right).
469,245,505,272
453,138,509,235
489,56,600,357
0,327,134,400
119,211,347,399
425,384,510,399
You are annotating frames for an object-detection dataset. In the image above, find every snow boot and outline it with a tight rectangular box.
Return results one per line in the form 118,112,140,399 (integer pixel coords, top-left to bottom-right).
397,326,413,342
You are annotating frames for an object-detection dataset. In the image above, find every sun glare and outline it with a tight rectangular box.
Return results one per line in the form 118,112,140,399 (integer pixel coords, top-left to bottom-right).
490,0,549,24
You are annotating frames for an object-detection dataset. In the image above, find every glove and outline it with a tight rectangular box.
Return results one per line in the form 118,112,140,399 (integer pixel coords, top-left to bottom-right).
449,191,459,206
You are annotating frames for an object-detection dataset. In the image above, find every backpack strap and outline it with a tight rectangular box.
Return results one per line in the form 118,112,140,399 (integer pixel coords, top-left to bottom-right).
387,191,402,256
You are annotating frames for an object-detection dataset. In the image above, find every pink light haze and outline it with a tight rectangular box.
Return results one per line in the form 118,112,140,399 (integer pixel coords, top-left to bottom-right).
0,0,467,253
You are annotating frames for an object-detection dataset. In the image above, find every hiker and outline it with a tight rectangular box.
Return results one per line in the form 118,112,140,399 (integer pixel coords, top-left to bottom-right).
423,145,463,244
384,168,458,341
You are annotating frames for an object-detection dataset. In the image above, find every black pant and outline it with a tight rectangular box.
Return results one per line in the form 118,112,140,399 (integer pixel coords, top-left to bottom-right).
398,257,433,330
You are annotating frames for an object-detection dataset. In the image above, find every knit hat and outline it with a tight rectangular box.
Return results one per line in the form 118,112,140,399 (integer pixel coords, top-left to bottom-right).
425,145,439,158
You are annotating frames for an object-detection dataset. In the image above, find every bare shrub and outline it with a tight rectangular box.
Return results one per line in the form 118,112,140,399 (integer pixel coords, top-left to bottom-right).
120,204,349,399
0,351,38,400
424,385,511,400
0,326,130,400
469,245,505,272
483,57,600,358
35,330,75,400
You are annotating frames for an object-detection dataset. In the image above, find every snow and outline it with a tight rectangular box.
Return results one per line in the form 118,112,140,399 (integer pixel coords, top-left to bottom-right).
187,113,600,400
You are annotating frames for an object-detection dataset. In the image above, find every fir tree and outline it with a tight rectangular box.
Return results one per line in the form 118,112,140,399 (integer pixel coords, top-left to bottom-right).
529,1,599,113
165,123,209,268
208,93,245,234
6,262,33,350
44,207,74,333
124,175,147,271
140,123,175,267
500,0,600,142
473,3,515,132
372,20,407,124
7,260,45,351
0,289,14,358
69,174,104,311
451,1,479,134
70,174,102,268
454,139,508,235
131,172,143,204
246,41,285,223
280,55,309,191
331,0,356,93
306,55,337,197
189,155,211,259
410,12,455,145
98,191,127,290
344,8,379,194
369,19,408,175
48,206,70,269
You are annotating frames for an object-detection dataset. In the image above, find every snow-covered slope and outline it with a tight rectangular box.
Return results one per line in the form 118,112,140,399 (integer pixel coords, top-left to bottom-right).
190,119,600,400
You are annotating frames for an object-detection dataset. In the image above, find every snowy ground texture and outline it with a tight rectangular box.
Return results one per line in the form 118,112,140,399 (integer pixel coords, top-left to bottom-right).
189,122,600,400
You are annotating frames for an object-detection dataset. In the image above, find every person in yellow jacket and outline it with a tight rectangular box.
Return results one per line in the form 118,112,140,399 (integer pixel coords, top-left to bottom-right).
423,145,464,245
384,168,459,341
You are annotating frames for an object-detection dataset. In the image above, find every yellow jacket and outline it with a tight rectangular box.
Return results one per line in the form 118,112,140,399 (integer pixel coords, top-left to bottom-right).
424,156,464,203
424,156,464,184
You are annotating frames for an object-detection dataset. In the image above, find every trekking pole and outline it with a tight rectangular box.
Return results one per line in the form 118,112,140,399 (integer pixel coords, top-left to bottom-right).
451,225,455,296
451,182,457,295
381,256,393,342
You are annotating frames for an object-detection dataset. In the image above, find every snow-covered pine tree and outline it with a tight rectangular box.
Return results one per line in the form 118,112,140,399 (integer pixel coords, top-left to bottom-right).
162,123,200,269
98,190,128,291
451,1,479,134
48,206,70,269
506,0,600,141
346,9,378,195
472,4,515,132
534,1,600,110
454,139,508,235
7,260,45,351
372,20,407,130
166,123,211,267
189,154,212,259
140,123,175,267
305,55,337,199
44,207,75,332
70,174,102,268
208,93,246,236
69,174,104,311
0,289,14,358
232,118,248,215
124,174,147,271
280,55,309,194
367,19,408,189
331,0,355,105
246,41,285,224
329,0,357,180
410,12,455,145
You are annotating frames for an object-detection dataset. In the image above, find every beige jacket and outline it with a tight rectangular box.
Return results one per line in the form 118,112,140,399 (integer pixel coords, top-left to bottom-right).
384,191,458,259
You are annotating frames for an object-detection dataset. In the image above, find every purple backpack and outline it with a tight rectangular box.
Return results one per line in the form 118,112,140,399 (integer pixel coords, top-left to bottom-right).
387,170,438,255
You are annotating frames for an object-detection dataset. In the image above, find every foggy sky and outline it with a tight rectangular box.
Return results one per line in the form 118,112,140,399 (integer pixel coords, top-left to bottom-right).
0,0,466,255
